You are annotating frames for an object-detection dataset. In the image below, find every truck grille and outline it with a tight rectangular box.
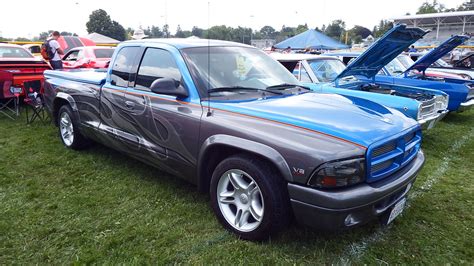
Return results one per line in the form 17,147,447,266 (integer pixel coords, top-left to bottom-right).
367,128,422,183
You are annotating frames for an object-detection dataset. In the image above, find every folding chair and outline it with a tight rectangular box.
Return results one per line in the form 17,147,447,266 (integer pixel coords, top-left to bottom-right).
23,80,48,124
0,71,20,120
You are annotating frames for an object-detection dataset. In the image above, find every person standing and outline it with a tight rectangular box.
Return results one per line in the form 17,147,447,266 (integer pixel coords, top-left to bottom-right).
450,49,462,65
48,31,64,70
408,45,417,53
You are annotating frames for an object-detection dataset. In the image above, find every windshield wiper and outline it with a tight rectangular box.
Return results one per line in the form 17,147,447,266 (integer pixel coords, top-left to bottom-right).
208,86,283,95
266,83,310,91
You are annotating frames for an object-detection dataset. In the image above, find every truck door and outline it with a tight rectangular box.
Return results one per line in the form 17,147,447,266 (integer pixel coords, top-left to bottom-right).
125,47,202,180
98,46,142,153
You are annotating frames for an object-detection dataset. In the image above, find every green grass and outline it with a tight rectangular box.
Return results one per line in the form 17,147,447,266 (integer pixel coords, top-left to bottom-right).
0,109,473,264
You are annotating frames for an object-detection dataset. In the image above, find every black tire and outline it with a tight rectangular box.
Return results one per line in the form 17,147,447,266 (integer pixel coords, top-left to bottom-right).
57,105,90,150
210,153,291,241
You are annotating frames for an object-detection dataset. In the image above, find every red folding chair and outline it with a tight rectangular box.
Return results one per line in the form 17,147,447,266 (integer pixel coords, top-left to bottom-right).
0,71,20,120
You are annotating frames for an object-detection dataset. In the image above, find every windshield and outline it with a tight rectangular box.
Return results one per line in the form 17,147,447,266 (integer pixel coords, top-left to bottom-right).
181,46,299,97
0,46,33,58
397,55,415,69
94,49,115,58
385,58,407,75
307,59,346,82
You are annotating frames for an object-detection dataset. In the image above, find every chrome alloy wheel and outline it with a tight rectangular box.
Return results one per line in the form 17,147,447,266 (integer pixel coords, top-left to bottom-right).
216,169,264,232
59,112,74,146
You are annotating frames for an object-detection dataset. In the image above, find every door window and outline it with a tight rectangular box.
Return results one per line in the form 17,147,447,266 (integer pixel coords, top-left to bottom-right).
135,48,181,90
110,47,140,87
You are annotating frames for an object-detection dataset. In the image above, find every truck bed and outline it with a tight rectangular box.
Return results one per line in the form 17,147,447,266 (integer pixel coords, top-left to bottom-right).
44,69,107,85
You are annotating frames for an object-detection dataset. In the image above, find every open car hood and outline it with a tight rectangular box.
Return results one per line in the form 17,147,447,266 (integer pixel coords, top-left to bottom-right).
336,24,428,81
405,35,470,73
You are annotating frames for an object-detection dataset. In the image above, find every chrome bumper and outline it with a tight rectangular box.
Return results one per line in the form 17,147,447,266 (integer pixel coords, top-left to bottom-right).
459,99,474,112
419,110,449,130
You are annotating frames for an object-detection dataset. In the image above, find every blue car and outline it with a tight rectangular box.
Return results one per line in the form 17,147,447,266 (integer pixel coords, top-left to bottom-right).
331,34,474,112
272,25,449,130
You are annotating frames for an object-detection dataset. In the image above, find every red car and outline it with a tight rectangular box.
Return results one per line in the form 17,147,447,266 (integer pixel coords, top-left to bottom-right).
0,43,51,98
62,46,115,69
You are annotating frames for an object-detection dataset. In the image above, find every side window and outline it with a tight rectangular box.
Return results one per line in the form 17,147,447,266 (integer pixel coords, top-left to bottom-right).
135,48,181,90
111,47,140,87
30,46,41,54
64,51,79,61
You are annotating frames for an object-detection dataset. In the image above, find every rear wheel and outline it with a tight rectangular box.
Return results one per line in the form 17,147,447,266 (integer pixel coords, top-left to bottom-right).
58,105,90,150
210,154,291,240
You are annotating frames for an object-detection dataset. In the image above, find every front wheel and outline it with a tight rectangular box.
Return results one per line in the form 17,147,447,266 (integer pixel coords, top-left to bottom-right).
210,154,291,240
57,105,90,150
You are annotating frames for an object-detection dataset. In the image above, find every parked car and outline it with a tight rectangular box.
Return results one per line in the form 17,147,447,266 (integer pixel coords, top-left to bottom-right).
22,44,42,57
272,53,449,130
0,43,51,97
43,39,425,240
329,35,474,111
408,35,474,80
62,46,115,69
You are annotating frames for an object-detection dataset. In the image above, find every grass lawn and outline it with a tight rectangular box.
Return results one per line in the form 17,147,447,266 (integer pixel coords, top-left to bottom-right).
0,109,473,264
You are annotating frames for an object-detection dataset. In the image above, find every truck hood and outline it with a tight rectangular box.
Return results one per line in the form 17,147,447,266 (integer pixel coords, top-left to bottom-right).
405,35,470,73
211,92,418,148
336,24,428,81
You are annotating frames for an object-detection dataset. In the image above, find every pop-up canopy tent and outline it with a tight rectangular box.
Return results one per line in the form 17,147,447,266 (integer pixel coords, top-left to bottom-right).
274,29,349,50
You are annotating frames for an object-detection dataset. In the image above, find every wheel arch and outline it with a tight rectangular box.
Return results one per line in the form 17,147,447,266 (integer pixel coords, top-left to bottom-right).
197,134,293,193
52,92,78,126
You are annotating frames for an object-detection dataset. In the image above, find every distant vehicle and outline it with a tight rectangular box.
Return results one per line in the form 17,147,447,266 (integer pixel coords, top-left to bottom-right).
58,36,96,53
408,36,474,80
62,46,115,69
272,53,449,130
329,33,474,112
43,39,425,240
22,44,42,57
0,43,51,97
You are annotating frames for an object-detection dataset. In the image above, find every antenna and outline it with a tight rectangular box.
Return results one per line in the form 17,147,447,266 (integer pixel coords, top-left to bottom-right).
206,1,212,117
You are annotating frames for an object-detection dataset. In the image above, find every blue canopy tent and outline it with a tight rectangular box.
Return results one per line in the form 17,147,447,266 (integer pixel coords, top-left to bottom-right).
274,29,349,50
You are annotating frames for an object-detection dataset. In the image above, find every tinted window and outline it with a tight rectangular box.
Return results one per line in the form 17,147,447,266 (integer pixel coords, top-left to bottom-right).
0,47,33,58
135,48,181,90
94,49,115,59
30,46,41,53
111,47,140,87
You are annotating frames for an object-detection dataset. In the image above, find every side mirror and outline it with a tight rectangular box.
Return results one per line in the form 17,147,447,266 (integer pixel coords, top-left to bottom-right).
150,78,189,98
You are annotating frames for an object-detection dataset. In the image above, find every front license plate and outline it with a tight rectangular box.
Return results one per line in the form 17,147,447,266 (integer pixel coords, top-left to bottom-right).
387,198,406,224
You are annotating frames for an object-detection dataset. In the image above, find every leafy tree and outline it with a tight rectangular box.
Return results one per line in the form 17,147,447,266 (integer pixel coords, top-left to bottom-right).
295,24,309,34
163,24,170,38
373,20,394,38
456,0,474,11
14,37,31,42
191,26,204,38
325,20,346,41
348,25,371,39
0,37,12,42
416,0,446,14
86,9,126,41
259,26,276,39
150,26,163,38
175,25,185,38
60,31,74,36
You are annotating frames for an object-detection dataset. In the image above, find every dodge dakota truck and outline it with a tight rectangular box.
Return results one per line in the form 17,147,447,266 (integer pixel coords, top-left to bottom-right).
43,39,425,240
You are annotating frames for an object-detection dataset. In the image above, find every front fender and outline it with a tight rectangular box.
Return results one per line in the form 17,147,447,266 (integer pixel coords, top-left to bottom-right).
198,134,294,187
56,92,78,111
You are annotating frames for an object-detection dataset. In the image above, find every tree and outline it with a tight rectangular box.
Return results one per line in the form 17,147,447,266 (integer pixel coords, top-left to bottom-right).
325,20,346,41
373,20,394,38
191,26,204,38
175,25,185,38
457,0,474,11
163,24,170,38
348,25,371,39
86,9,126,41
150,26,163,38
295,24,309,34
259,26,276,39
416,0,446,14
14,37,31,42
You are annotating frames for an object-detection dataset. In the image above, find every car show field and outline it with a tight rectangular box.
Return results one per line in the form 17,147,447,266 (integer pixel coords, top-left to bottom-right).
0,109,472,264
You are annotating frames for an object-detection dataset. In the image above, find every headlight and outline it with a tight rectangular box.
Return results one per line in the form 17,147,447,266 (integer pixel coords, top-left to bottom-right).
417,102,423,120
307,158,366,189
435,95,449,111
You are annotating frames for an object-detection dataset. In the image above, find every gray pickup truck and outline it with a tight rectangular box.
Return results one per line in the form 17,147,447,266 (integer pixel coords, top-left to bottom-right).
43,39,425,240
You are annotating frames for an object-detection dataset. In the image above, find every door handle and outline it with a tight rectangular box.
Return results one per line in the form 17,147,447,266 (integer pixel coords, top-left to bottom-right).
125,101,135,109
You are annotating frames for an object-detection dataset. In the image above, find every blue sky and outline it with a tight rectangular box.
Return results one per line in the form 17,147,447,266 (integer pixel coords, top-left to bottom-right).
0,0,466,38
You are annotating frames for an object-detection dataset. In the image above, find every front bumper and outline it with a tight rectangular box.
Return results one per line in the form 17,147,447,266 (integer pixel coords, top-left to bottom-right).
459,98,474,112
419,110,449,130
289,150,425,231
